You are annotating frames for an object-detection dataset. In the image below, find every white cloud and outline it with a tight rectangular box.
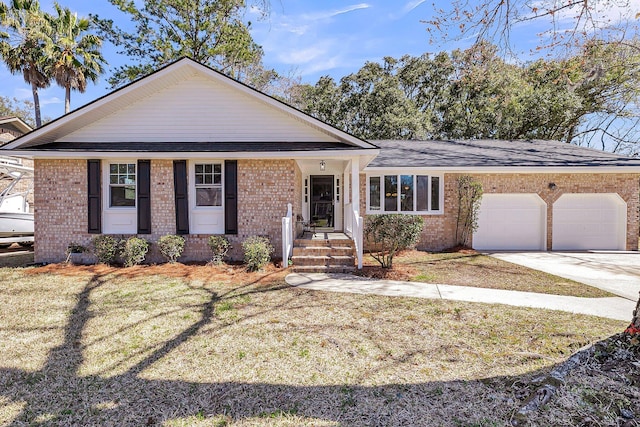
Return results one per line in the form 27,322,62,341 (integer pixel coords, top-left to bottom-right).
253,3,378,80
41,96,63,106
401,0,427,15
277,43,331,64
12,88,62,105
13,88,32,100
300,3,371,21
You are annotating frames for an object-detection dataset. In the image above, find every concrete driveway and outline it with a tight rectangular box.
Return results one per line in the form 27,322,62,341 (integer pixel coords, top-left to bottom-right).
489,252,640,301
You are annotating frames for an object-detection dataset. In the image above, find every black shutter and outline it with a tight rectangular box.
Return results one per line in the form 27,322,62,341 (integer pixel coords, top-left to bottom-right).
173,160,189,235
224,160,238,235
87,159,102,234
137,160,151,234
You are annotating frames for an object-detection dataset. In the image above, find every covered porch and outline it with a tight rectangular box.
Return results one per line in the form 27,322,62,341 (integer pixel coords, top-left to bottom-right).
282,156,367,270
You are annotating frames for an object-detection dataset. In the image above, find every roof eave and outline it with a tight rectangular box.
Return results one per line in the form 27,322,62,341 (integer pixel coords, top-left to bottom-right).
364,165,640,173
7,148,380,160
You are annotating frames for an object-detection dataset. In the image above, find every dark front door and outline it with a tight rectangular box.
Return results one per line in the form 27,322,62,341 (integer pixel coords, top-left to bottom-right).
310,175,334,228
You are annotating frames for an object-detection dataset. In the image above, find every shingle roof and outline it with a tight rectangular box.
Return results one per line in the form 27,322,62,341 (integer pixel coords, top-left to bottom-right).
368,139,640,168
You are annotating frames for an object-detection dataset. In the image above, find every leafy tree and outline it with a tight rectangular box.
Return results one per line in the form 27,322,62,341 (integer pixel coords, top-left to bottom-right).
0,0,50,127
92,0,269,88
0,95,35,126
44,2,106,114
293,43,640,149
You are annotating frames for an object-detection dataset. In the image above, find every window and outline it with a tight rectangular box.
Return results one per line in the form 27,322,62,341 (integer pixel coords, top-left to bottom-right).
368,173,442,214
369,177,380,210
195,163,222,206
109,163,136,207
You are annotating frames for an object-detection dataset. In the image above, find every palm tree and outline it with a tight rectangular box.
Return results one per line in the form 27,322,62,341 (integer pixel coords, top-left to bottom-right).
45,3,105,114
0,0,50,128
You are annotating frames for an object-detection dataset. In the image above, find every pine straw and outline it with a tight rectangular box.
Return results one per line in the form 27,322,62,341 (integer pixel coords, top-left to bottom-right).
357,250,613,298
0,265,630,426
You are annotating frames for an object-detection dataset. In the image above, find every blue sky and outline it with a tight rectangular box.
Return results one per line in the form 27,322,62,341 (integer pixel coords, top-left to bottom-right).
0,0,469,121
1,1,638,123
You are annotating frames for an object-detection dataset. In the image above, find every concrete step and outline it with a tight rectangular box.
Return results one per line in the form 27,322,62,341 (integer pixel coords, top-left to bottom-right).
292,246,354,257
294,238,353,248
292,255,355,267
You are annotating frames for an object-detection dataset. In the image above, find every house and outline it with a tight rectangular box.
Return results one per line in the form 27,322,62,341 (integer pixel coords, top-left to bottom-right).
0,116,32,145
2,58,640,266
367,140,640,252
1,116,34,212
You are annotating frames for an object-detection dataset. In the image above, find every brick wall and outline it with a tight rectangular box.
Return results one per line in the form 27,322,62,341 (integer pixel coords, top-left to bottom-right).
34,159,89,263
360,172,640,252
35,158,298,264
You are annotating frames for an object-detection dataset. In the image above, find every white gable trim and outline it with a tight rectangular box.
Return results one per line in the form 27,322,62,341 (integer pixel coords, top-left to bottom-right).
3,58,376,151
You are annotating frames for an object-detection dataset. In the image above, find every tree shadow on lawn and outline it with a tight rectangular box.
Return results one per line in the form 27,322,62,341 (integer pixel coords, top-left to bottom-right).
0,266,623,426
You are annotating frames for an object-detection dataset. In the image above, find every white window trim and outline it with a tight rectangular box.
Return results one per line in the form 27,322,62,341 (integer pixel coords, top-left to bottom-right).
102,159,137,212
366,172,444,215
188,161,224,212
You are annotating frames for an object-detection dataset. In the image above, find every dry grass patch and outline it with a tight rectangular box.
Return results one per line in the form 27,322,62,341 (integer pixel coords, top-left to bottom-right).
0,265,629,426
358,250,612,298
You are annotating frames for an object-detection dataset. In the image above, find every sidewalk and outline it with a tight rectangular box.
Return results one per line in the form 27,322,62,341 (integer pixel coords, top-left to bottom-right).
285,272,635,321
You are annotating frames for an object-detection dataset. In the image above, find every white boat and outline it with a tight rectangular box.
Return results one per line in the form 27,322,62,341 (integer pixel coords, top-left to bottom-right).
0,156,34,238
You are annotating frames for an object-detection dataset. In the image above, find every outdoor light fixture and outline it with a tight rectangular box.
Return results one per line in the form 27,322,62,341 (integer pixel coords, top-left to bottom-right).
548,182,557,190
320,160,326,171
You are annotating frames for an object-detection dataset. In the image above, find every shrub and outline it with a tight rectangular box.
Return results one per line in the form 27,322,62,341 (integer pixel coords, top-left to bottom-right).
157,234,185,263
121,237,149,267
65,242,87,264
91,235,120,265
364,214,424,268
242,236,274,271
207,235,231,265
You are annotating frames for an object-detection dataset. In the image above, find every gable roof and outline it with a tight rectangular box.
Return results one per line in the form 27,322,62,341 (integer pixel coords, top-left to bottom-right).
0,116,32,145
2,58,377,153
367,139,640,171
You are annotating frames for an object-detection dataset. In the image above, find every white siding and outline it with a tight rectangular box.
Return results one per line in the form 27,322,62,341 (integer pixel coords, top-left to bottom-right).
63,75,339,144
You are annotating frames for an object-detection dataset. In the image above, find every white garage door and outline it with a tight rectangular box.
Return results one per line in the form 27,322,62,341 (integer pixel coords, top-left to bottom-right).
552,193,626,251
473,194,546,251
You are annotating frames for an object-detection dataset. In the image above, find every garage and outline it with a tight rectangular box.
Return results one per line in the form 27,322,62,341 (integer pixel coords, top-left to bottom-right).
473,194,547,251
552,193,626,250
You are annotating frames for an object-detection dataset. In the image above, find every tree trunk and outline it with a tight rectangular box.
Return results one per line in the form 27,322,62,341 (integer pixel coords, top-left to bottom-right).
32,81,42,128
65,86,71,114
626,292,640,334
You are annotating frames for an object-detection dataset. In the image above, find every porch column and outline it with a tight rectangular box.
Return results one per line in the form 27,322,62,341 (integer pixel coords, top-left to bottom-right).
351,157,363,269
343,160,351,208
351,158,359,212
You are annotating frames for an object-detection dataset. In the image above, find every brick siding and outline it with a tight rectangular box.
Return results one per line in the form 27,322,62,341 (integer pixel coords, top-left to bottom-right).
34,158,299,264
360,172,640,252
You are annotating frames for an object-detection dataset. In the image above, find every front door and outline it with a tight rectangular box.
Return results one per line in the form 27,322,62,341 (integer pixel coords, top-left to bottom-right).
310,175,334,229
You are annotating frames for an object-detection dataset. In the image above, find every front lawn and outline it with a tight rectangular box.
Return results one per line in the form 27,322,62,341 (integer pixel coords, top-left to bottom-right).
0,264,628,426
360,250,612,298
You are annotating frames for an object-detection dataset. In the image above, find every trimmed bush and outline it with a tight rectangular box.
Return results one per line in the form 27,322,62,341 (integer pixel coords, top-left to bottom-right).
207,235,231,265
364,214,424,268
157,234,185,263
91,235,120,265
242,236,274,271
121,237,149,267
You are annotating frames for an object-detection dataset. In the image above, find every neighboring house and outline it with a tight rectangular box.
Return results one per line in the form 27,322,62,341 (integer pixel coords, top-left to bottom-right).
0,116,34,211
0,116,32,145
2,58,640,265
